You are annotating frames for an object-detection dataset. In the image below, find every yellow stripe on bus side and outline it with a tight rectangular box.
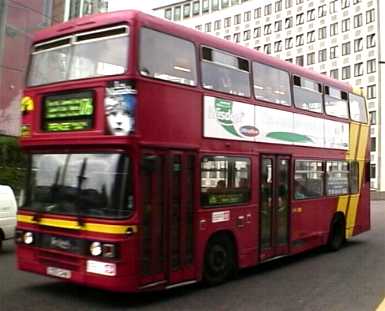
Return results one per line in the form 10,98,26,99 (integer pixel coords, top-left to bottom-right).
346,124,369,238
17,214,137,235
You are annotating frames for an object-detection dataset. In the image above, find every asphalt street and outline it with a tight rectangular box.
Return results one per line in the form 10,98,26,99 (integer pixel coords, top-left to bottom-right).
1,201,384,311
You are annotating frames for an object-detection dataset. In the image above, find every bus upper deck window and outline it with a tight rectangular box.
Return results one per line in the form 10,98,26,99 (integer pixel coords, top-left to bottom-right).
139,28,197,86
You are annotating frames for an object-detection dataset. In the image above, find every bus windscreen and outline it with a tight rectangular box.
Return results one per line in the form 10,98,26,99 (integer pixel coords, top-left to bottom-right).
27,26,129,86
22,153,133,219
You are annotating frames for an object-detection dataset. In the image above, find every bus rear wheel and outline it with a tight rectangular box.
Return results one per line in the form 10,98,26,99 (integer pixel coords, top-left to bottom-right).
203,235,236,286
327,217,346,251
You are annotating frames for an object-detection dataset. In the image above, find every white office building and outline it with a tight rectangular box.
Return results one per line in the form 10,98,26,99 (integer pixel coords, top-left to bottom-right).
154,0,383,191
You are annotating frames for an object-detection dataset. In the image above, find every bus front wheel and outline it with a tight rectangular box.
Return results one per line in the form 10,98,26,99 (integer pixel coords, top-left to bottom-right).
203,235,236,286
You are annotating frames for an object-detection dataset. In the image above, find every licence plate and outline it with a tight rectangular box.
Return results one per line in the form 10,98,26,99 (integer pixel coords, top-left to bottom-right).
46,267,71,279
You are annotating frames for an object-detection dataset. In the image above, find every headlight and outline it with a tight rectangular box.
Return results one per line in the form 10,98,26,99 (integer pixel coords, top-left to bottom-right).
23,232,34,245
90,241,102,256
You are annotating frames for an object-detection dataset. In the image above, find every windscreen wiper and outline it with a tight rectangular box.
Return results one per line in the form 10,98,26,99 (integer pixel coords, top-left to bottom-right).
75,158,88,227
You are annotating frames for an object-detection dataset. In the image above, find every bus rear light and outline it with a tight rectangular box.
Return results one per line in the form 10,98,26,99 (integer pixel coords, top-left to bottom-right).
86,260,116,276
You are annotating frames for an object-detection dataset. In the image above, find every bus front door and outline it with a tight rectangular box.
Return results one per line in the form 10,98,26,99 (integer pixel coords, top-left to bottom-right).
259,155,290,261
139,151,195,288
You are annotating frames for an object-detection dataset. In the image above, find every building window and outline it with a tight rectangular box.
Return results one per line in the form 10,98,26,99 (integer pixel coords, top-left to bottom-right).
367,34,376,48
212,0,220,11
342,42,351,56
319,27,327,40
202,0,210,13
367,85,376,99
296,55,304,66
285,0,293,8
183,3,191,18
354,14,362,28
193,1,200,15
342,66,351,80
222,0,230,8
330,69,338,79
371,137,376,152
285,17,293,29
318,5,327,18
233,32,240,43
224,35,231,40
231,0,240,4
264,43,272,54
275,20,282,32
264,24,272,35
165,8,172,20
296,34,304,46
307,52,315,65
265,4,272,16
370,164,376,179
286,58,293,63
354,38,363,52
341,0,350,10
369,111,376,125
195,24,202,31
307,31,315,43
307,9,315,21
234,14,241,25
243,30,251,41
285,37,293,49
244,11,251,22
296,0,304,4
319,49,327,62
174,6,181,21
205,22,212,32
354,62,363,77
342,18,350,32
367,59,376,74
224,17,231,27
275,1,283,12
254,27,261,38
330,22,338,36
330,0,337,14
214,20,221,31
330,46,338,59
366,9,375,24
296,13,304,25
254,7,261,19
353,0,361,3
274,40,283,52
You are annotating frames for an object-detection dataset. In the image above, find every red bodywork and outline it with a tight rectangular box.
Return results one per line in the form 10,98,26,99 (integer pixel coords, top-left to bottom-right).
17,10,370,292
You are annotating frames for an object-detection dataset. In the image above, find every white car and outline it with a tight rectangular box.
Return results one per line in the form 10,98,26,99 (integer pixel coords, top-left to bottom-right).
0,185,17,250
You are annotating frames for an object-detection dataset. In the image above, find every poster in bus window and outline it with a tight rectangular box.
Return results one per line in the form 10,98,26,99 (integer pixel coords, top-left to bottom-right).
105,81,136,136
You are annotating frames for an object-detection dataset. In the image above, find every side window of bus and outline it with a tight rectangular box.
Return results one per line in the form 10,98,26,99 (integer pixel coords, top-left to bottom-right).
349,160,359,194
201,156,250,207
253,62,291,106
324,86,349,119
201,47,251,97
349,93,368,123
294,160,324,200
293,76,323,113
326,161,349,196
139,28,197,86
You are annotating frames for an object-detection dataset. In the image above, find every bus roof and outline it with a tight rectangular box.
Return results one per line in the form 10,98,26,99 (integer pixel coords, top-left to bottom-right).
34,9,352,92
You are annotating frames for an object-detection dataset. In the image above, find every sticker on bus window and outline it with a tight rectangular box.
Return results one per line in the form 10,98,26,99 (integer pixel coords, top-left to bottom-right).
212,211,230,223
105,80,136,136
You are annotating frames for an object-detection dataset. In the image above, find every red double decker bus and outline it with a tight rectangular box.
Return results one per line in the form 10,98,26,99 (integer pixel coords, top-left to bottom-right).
17,10,370,292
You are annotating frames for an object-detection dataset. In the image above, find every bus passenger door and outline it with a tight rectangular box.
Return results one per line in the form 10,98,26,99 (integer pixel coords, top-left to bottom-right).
259,155,290,261
139,150,195,288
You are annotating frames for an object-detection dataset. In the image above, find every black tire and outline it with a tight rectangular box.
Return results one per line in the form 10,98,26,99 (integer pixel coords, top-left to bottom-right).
203,235,236,286
327,218,346,251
